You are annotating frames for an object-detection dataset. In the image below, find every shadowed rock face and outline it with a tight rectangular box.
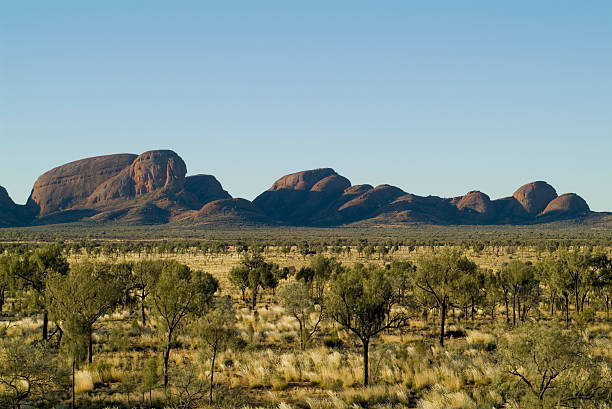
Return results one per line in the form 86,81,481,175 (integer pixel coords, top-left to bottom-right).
196,198,262,217
0,186,20,226
178,175,231,209
541,193,589,217
0,187,15,209
513,181,558,216
269,168,348,192
88,150,187,205
253,168,351,223
27,154,138,216
338,185,406,221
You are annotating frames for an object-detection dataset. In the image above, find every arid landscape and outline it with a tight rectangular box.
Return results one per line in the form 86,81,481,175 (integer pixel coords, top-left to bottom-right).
1,229,612,408
3,2,612,408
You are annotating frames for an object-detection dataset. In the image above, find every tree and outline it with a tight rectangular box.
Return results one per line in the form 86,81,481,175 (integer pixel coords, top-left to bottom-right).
498,323,612,407
0,339,67,409
500,261,539,326
310,255,343,300
237,252,276,309
141,357,159,407
149,261,218,390
196,296,239,404
229,265,249,302
11,244,69,341
278,281,324,350
46,261,128,364
414,249,478,346
132,260,164,328
557,249,596,314
0,255,13,313
327,264,410,386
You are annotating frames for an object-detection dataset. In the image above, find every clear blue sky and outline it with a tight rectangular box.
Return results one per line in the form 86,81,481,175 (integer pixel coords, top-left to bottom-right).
1,1,611,211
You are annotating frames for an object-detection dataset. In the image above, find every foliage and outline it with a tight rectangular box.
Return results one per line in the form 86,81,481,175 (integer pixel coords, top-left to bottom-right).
0,339,68,408
149,260,218,389
278,281,324,350
327,264,410,386
498,323,612,407
414,249,478,345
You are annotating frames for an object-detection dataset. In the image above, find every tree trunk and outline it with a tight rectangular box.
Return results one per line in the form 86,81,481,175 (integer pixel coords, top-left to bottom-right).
580,293,587,313
164,330,173,390
141,291,147,328
440,300,447,347
471,297,475,321
72,360,76,409
550,294,555,317
0,287,5,313
42,310,48,341
299,320,305,350
606,295,609,320
512,293,516,327
505,296,509,323
362,338,370,387
87,329,94,364
564,294,570,327
209,343,217,404
574,281,580,314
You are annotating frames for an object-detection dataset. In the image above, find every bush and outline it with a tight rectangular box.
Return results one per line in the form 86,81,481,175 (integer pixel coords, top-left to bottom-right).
323,335,343,349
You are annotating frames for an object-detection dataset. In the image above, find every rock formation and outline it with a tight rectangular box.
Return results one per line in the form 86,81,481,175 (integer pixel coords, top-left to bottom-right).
27,154,138,216
513,181,558,216
0,152,599,228
540,193,589,218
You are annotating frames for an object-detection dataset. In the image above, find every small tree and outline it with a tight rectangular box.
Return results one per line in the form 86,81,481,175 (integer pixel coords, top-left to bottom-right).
11,244,69,341
132,260,164,328
414,249,478,346
0,339,67,409
327,264,410,386
278,281,324,350
310,255,343,300
196,296,238,404
0,255,13,313
46,261,128,364
142,357,159,407
498,323,612,406
229,265,249,302
499,261,539,326
238,252,276,309
149,261,218,390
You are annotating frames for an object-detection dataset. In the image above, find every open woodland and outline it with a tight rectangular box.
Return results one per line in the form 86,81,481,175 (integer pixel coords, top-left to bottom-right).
1,226,612,409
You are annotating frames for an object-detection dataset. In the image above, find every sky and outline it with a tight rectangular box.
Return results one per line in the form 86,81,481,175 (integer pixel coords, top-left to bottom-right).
1,1,611,211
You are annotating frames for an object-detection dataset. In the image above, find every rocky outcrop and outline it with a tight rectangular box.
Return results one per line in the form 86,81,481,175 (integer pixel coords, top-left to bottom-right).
174,175,231,210
253,168,351,223
27,154,138,216
338,185,406,221
196,198,262,217
513,181,558,216
0,186,21,226
0,153,600,228
453,191,497,222
88,150,187,205
540,193,589,218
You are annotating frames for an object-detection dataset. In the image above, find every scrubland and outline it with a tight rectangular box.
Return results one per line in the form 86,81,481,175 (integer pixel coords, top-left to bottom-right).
1,238,612,409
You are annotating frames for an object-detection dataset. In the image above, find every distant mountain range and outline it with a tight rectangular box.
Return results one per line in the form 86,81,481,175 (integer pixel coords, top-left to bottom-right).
0,149,599,228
